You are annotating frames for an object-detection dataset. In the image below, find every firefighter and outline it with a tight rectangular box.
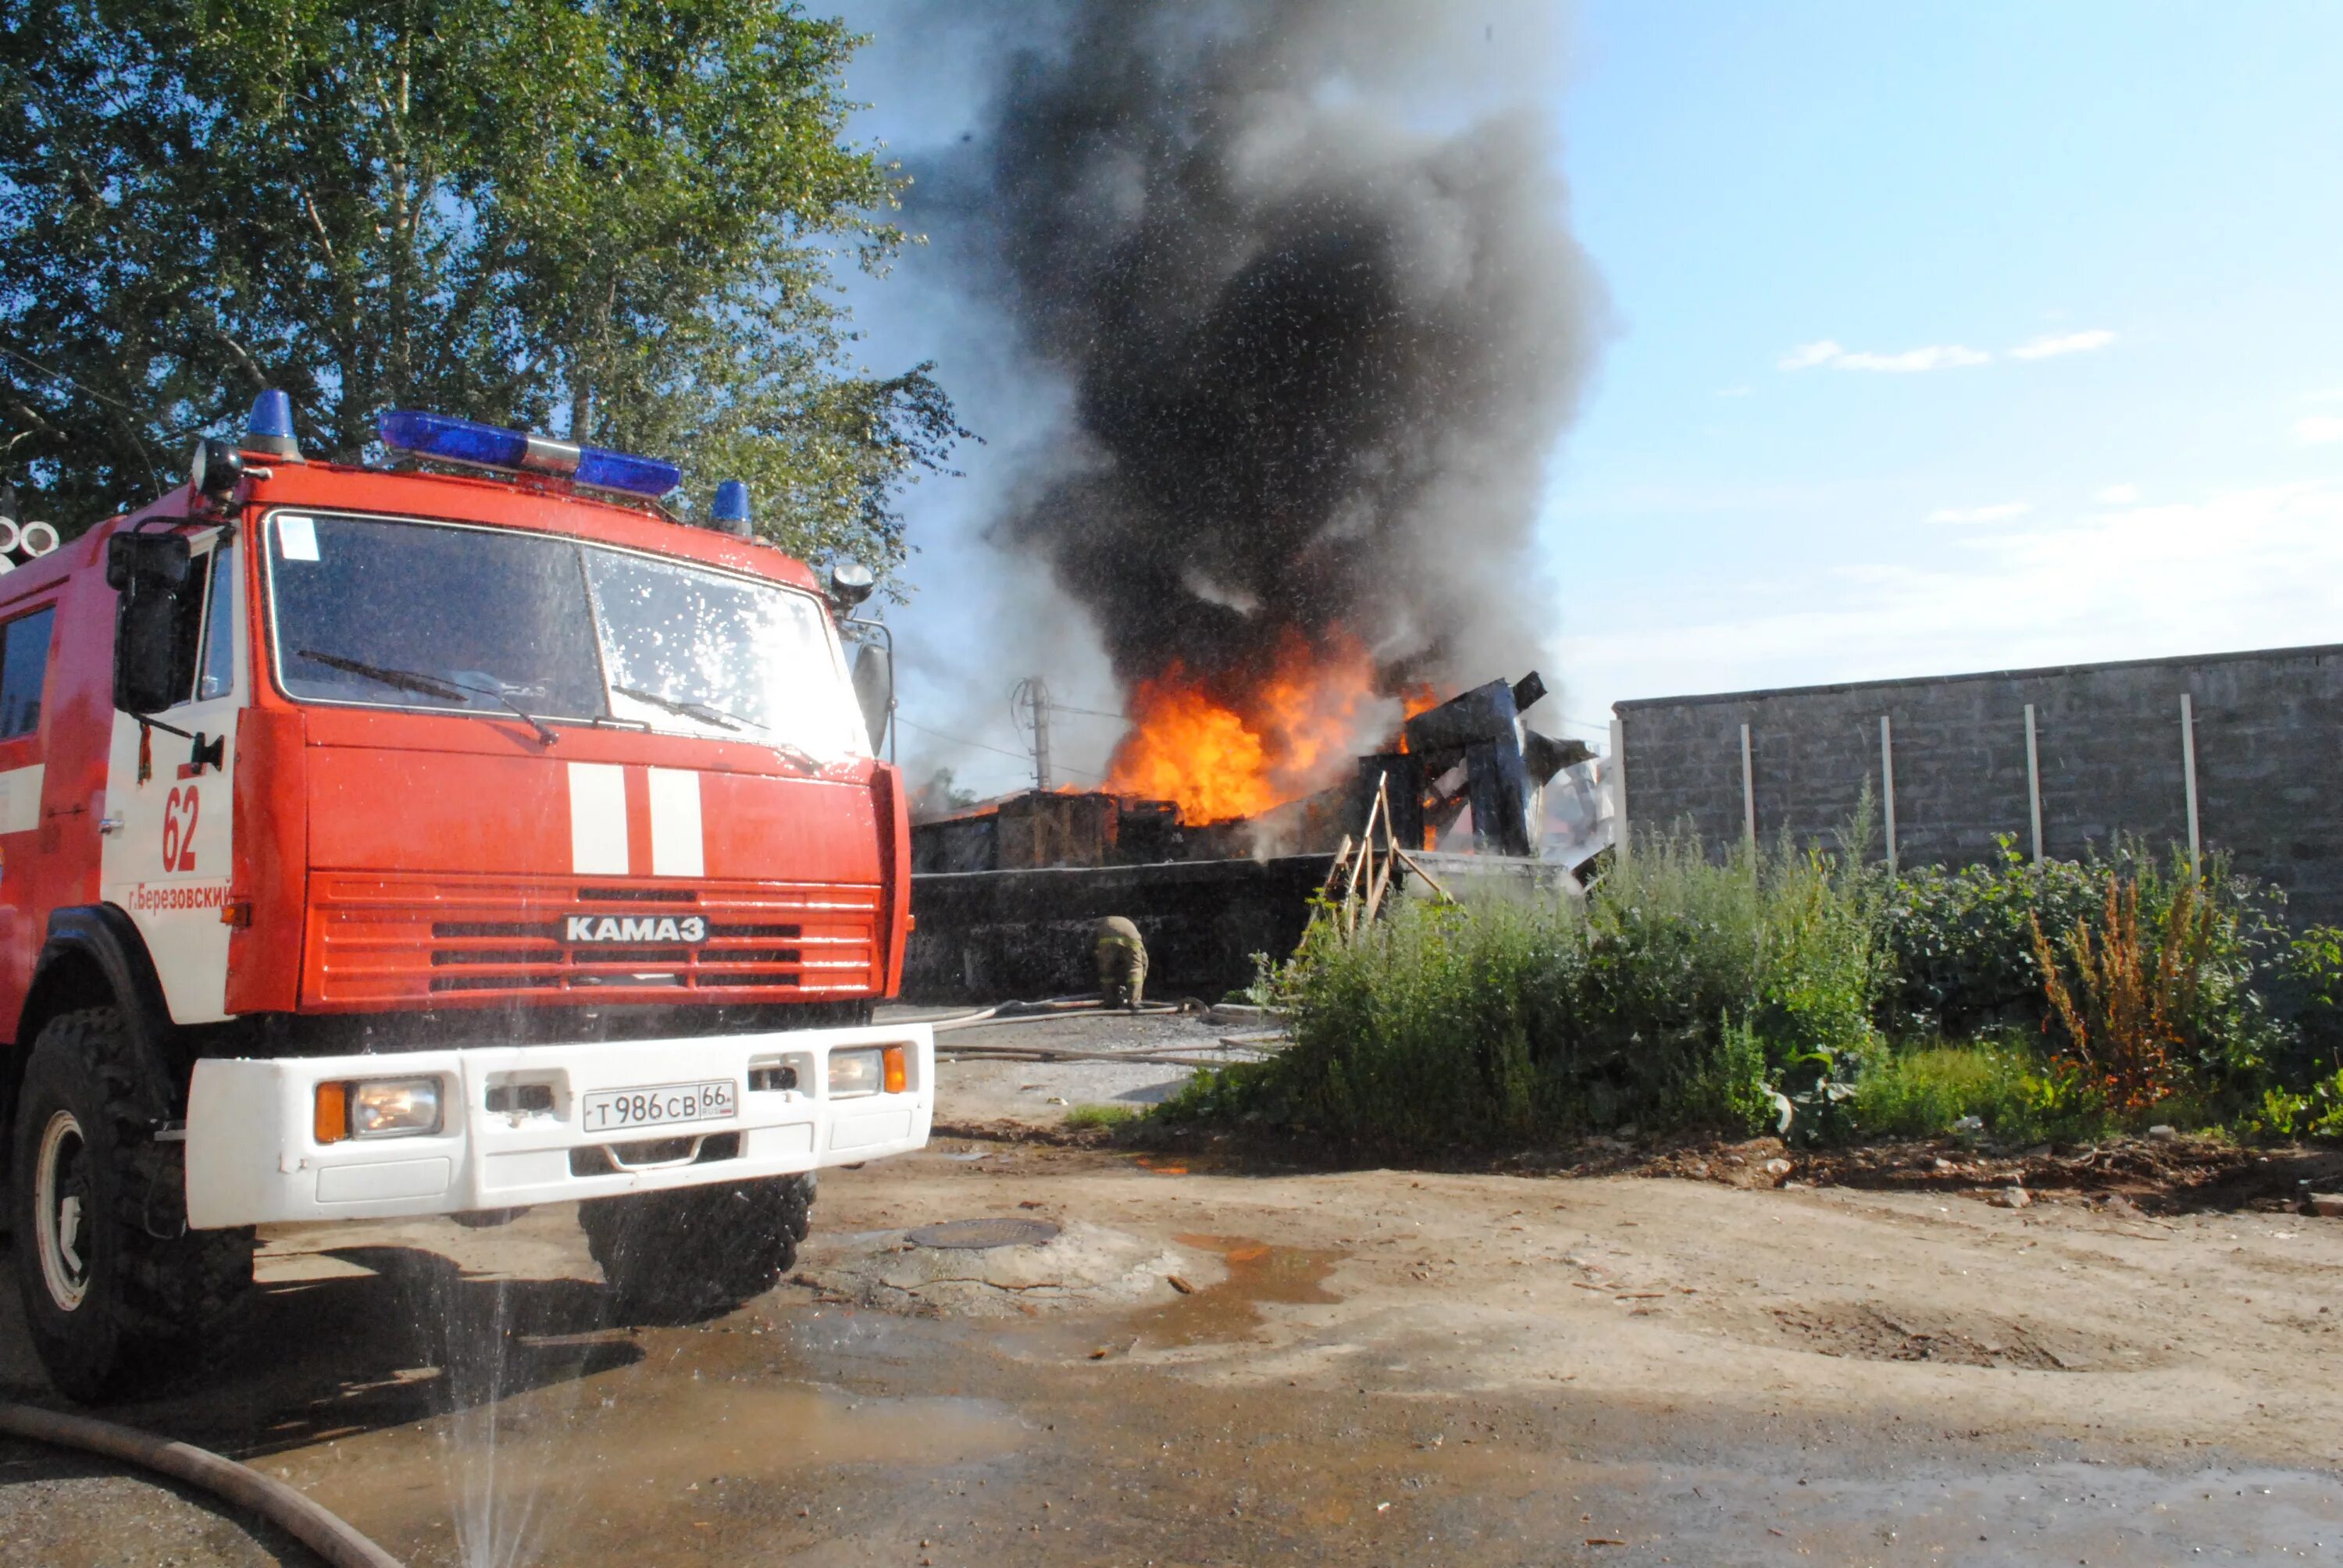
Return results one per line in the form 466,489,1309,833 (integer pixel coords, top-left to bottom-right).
1093,915,1148,1011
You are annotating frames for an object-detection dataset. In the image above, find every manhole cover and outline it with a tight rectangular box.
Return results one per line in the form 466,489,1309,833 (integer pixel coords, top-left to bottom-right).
906,1217,1061,1250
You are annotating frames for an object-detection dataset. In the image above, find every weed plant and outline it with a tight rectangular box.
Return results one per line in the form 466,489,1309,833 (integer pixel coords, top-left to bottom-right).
1162,831,1887,1153
1161,823,2343,1156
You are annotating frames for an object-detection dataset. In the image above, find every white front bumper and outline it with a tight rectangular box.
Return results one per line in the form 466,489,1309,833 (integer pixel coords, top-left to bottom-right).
184,1023,933,1228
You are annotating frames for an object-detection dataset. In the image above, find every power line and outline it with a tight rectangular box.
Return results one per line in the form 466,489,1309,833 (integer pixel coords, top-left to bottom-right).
895,716,1108,781
895,717,1030,764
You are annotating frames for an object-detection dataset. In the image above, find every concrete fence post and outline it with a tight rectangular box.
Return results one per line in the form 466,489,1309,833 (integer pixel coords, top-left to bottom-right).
2024,703,2043,865
2181,693,2201,877
1609,716,1630,870
1879,715,1898,875
1739,722,1757,856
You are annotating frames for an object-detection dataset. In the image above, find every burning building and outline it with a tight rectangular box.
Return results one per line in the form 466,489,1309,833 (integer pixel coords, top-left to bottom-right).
911,668,1589,875
902,1,1601,996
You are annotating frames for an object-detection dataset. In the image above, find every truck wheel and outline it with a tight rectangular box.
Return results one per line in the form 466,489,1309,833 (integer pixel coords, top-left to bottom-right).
580,1174,815,1319
9,1008,255,1402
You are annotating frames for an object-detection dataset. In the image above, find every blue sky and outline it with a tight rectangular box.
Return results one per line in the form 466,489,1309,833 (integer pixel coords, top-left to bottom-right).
840,2,2343,791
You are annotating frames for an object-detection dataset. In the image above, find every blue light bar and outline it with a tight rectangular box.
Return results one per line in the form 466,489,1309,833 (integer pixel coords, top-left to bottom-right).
576,447,685,497
377,409,681,499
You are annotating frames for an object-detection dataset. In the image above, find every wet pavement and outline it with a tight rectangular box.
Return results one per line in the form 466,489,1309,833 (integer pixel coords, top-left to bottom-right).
1,1023,2339,1565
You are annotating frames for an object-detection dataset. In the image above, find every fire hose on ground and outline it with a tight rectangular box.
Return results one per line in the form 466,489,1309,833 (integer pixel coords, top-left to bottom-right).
0,1399,402,1567
0,1001,1282,1563
908,995,1284,1066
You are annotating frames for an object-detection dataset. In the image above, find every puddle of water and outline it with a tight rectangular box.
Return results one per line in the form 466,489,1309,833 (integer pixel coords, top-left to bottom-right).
1123,1234,1345,1347
284,1315,1025,1561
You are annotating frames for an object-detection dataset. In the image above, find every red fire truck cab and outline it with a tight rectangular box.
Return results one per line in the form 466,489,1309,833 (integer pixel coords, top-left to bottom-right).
0,395,931,1399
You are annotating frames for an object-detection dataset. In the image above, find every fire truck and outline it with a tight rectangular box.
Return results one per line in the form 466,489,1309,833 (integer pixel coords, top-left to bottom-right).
0,393,932,1399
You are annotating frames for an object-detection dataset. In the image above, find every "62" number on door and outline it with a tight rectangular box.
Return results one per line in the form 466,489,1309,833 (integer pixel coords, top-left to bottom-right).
161,786,201,873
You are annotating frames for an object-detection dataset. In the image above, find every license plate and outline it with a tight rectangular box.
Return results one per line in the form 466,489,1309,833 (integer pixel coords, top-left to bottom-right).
580,1079,737,1133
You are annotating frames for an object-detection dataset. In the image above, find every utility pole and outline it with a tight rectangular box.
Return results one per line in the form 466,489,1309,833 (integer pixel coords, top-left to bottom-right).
1011,678,1052,791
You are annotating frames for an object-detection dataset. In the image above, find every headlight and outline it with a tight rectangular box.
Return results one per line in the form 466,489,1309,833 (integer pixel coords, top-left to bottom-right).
315,1078,443,1142
828,1046,908,1099
829,1049,882,1099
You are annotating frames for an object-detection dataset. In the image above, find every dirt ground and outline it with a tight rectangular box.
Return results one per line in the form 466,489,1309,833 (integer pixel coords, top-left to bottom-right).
2,1009,2341,1566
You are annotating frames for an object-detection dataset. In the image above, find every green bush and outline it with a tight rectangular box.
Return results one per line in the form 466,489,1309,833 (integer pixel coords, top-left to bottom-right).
1157,824,2338,1157
2271,925,2343,1090
1884,839,2110,1038
1161,832,1887,1154
1885,839,2289,1082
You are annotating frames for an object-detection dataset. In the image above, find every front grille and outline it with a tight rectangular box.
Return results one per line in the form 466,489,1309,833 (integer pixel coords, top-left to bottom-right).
308,873,879,1009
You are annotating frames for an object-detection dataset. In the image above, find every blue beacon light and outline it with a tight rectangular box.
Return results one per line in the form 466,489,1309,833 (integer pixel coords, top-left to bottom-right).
244,390,303,459
710,479,752,537
376,409,682,500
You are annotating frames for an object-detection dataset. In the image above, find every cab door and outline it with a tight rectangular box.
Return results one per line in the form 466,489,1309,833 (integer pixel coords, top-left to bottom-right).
98,529,244,1023
0,593,62,1021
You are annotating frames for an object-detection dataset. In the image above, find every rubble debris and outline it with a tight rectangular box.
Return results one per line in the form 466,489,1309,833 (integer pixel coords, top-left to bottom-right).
1399,672,1589,857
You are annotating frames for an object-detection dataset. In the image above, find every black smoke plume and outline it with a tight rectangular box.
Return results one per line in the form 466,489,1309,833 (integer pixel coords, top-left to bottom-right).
949,0,1602,768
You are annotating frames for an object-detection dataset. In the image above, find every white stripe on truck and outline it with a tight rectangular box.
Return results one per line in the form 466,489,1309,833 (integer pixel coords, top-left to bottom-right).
0,764,41,834
567,761,629,875
647,767,704,878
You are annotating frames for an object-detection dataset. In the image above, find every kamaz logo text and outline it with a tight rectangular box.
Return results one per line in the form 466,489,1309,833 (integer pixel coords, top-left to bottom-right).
565,914,708,944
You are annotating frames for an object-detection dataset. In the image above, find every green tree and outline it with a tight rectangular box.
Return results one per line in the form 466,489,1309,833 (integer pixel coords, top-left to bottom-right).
0,0,961,579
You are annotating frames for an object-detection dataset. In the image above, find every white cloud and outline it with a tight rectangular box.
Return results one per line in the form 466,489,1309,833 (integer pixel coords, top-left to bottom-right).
1778,340,1990,372
2010,329,2118,360
1778,340,1844,370
1835,344,1992,372
1778,327,2118,375
1928,501,2031,524
2294,415,2343,444
2094,483,2141,504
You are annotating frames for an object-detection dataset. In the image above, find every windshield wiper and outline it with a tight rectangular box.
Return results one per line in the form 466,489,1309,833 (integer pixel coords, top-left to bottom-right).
611,683,824,774
299,649,465,700
299,648,559,747
612,683,751,733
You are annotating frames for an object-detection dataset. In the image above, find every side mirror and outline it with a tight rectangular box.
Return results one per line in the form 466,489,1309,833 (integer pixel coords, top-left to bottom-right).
851,638,893,754
108,533,193,715
105,532,191,593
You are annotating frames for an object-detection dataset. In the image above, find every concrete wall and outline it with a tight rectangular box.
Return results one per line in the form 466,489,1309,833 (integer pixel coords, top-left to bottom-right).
1614,643,2343,925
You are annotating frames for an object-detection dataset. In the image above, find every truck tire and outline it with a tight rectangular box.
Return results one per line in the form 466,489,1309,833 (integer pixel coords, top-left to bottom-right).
9,1008,255,1402
580,1174,815,1319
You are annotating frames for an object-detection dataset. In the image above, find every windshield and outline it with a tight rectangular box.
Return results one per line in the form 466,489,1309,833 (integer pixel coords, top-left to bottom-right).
262,509,868,760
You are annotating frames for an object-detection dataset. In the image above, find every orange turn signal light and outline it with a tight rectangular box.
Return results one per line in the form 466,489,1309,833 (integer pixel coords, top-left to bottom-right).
313,1082,349,1144
883,1045,907,1096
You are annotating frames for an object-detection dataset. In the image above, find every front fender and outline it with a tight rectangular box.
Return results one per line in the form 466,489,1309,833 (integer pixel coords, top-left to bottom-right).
27,904,180,1086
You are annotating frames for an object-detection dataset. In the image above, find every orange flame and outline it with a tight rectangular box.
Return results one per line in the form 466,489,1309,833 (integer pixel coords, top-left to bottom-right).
1107,633,1388,822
